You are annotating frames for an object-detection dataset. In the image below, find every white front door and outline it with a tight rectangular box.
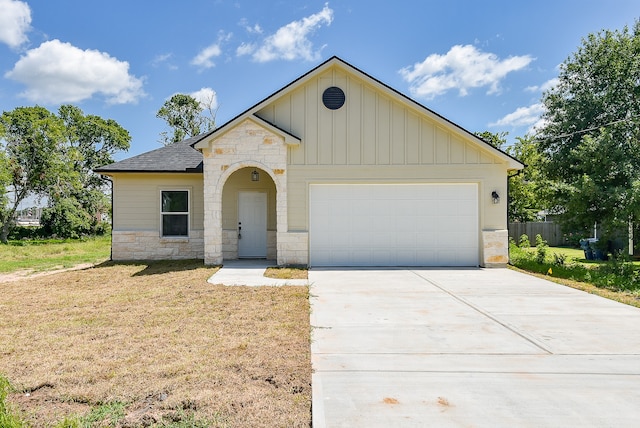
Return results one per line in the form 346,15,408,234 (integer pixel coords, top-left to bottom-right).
238,191,267,258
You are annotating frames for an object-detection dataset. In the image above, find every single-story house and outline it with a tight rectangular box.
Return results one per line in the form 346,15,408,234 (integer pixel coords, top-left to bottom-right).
95,56,524,267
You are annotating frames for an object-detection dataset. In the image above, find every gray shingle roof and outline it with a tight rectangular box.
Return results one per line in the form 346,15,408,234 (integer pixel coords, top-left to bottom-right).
94,134,203,173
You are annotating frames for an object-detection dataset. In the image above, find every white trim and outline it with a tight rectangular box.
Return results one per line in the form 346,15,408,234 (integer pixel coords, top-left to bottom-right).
160,188,190,238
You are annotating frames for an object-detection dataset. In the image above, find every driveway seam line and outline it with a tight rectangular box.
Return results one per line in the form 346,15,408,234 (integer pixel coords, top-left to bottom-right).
411,270,554,355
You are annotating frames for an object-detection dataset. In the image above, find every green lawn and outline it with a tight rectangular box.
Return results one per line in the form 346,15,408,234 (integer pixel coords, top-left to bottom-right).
548,246,640,266
547,246,586,260
0,235,111,273
510,244,640,307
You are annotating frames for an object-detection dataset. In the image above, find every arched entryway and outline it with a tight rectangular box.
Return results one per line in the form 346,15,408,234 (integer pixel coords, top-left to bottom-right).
198,118,301,266
221,167,277,260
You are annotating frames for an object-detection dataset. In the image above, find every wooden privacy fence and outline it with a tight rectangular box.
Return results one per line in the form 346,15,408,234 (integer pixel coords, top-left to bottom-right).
508,222,564,246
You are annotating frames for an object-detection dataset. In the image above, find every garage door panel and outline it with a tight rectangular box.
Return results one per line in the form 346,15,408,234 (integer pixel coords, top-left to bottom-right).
372,249,393,264
397,250,417,264
373,227,395,246
412,199,431,214
438,200,457,216
309,184,478,266
437,250,458,266
372,215,390,230
396,221,415,236
352,220,372,236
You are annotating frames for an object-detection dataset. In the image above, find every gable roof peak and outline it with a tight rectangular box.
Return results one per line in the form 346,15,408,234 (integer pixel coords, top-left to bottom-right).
192,56,523,170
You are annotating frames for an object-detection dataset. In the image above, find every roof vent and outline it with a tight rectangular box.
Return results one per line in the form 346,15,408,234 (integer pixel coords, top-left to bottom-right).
322,86,345,110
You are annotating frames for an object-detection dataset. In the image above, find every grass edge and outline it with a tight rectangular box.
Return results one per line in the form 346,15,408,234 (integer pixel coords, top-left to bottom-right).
508,264,640,308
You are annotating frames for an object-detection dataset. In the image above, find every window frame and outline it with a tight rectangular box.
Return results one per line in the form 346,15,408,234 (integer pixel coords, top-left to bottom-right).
160,189,190,238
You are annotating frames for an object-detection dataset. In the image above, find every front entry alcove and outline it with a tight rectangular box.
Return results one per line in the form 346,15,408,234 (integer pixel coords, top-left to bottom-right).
221,167,277,260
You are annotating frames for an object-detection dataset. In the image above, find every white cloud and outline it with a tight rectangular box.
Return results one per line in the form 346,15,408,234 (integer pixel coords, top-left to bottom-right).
0,0,31,49
5,39,145,104
240,3,333,62
525,77,559,93
239,18,263,34
236,42,255,57
191,32,232,69
152,52,177,70
489,103,546,132
191,43,222,69
190,87,218,112
399,45,534,99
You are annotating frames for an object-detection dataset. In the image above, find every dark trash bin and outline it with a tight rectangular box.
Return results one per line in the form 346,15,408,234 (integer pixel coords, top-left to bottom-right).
584,248,594,260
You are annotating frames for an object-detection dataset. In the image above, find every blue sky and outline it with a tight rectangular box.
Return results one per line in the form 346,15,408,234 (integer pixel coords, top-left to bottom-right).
0,0,638,161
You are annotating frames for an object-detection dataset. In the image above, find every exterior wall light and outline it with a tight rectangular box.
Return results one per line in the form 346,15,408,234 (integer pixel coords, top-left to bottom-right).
251,170,260,182
491,191,500,204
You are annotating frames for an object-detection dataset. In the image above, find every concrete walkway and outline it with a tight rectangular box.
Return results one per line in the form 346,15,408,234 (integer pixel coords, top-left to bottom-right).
206,259,310,286
310,268,640,427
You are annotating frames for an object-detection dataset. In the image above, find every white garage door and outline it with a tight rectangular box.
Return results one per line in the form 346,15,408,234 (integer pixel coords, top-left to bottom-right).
309,183,478,266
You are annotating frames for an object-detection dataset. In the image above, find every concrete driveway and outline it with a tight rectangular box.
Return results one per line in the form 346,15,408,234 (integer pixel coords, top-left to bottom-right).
309,268,640,427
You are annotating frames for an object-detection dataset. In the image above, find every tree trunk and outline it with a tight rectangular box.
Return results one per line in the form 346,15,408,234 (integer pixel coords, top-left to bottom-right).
0,196,23,244
629,218,634,257
0,221,9,244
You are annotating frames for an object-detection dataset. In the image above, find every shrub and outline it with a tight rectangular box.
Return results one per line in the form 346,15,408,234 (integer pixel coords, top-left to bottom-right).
510,242,640,295
509,241,529,264
563,232,583,248
7,225,47,240
591,256,640,292
535,234,548,264
518,234,531,248
40,197,93,239
93,221,111,236
553,252,567,266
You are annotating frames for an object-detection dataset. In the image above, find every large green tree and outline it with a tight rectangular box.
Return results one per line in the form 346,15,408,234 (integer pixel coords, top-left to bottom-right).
505,135,548,222
156,94,216,145
41,105,131,238
474,130,508,150
474,131,548,222
0,105,130,242
538,21,640,238
0,106,66,243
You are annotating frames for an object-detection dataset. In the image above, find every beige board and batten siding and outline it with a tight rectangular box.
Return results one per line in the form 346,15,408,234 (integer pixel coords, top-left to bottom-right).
256,66,509,233
110,173,205,260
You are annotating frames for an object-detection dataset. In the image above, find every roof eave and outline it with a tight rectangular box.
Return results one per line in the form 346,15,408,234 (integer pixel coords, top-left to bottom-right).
194,115,301,149
94,167,203,175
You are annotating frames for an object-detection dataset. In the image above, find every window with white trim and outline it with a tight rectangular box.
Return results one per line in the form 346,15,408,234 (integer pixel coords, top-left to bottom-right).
161,190,189,237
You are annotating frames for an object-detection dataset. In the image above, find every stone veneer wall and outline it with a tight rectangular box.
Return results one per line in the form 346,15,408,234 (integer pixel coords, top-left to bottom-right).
277,232,309,266
221,230,237,260
222,229,277,260
112,230,204,260
201,119,291,266
267,231,277,260
482,229,509,268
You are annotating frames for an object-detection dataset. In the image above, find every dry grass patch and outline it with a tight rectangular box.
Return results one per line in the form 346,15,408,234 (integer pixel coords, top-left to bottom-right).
0,260,311,427
264,266,308,280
